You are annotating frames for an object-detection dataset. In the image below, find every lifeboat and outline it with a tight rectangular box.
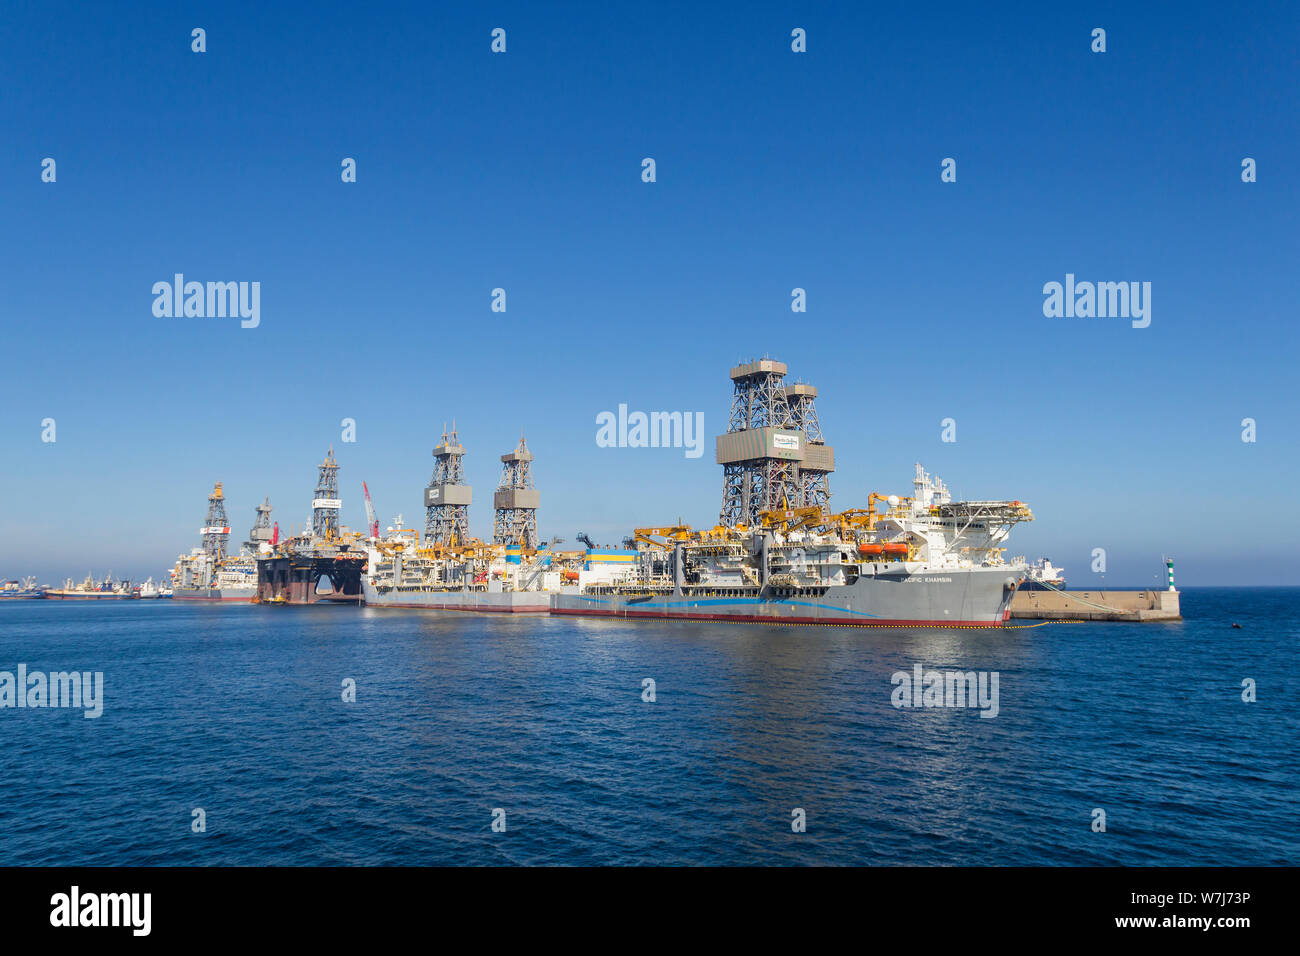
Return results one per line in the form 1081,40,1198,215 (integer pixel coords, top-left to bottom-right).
858,543,884,556
562,571,579,581
882,543,909,557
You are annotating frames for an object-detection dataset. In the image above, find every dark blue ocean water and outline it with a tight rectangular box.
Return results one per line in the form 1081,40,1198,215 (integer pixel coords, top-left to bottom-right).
0,588,1294,866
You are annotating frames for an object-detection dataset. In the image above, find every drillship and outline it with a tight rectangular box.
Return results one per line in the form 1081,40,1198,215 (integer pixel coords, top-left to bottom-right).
362,527,551,613
550,465,1031,626
362,432,550,612
170,484,272,601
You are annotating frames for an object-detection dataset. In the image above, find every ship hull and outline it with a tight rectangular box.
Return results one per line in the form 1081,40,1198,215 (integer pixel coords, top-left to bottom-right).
45,591,136,600
361,566,1020,625
171,587,257,602
552,566,1020,627
361,582,549,613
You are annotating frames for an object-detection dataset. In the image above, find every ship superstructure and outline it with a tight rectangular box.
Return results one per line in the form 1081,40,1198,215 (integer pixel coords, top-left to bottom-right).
363,529,550,612
1018,558,1066,591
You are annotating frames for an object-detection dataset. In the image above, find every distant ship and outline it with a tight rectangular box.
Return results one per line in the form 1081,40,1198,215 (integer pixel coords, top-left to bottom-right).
1020,558,1066,591
0,576,46,600
46,573,137,599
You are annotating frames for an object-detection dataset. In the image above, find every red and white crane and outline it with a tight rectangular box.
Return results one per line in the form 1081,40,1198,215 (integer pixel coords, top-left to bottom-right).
362,482,379,539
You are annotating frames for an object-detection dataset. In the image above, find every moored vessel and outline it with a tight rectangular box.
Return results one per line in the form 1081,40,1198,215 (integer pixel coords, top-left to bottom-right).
361,526,551,612
170,484,268,601
0,576,47,600
1018,558,1066,591
550,465,1032,627
46,573,137,599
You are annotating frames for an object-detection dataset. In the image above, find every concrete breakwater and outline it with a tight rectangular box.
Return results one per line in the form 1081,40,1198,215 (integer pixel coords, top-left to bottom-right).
1011,588,1181,622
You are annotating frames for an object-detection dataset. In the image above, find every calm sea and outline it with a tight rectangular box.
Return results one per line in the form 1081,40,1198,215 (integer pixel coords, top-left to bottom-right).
0,587,1294,865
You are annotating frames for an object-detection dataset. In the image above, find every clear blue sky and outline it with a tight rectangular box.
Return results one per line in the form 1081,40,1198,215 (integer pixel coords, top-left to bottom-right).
1,1,1296,586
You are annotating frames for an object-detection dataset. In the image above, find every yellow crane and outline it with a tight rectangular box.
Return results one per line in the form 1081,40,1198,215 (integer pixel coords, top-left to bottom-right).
632,523,693,549
820,493,914,536
755,505,827,535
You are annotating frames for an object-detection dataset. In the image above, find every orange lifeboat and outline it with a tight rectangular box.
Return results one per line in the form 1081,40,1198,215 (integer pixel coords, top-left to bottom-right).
562,571,579,581
882,543,909,557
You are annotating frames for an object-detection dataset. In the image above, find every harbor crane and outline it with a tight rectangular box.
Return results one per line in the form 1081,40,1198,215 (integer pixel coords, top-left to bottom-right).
362,482,379,539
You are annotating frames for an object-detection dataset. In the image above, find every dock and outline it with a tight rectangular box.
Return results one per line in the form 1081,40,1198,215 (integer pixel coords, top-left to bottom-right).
1010,588,1181,622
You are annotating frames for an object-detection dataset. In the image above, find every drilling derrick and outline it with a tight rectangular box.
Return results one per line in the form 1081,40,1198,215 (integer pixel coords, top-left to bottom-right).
779,382,833,513
717,359,835,526
201,482,231,562
311,446,342,540
425,423,472,546
245,497,273,551
493,435,539,548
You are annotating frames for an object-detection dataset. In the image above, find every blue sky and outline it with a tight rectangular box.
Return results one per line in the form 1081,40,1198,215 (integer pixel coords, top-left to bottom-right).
1,1,1296,586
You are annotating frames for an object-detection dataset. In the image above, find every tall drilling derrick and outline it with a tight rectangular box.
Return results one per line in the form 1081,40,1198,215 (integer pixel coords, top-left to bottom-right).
245,497,273,552
717,359,835,526
201,482,231,562
425,423,473,546
779,382,832,512
311,446,341,539
493,435,539,548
